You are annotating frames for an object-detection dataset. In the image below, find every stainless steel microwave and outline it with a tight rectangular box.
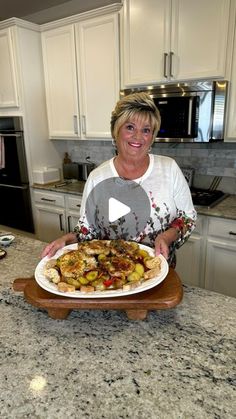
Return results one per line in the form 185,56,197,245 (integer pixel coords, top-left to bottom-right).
120,80,228,143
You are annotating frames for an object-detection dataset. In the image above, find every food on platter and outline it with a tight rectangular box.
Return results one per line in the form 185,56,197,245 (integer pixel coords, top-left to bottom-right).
43,239,162,293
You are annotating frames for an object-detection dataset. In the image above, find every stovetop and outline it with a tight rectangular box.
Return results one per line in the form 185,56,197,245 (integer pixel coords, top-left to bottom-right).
191,188,228,208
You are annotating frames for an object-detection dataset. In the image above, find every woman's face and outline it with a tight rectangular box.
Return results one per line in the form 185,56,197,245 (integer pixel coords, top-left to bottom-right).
116,115,153,160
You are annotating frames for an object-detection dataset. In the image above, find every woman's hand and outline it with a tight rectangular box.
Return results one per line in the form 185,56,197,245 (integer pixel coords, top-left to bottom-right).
41,232,77,258
154,228,179,259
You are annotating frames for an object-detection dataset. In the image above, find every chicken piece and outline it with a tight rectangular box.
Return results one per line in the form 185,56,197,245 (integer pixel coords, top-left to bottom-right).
107,256,135,277
110,239,139,257
59,250,97,280
78,240,111,255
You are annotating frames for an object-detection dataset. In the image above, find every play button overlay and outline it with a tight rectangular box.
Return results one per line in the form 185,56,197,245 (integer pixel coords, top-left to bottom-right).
85,177,151,239
109,197,131,222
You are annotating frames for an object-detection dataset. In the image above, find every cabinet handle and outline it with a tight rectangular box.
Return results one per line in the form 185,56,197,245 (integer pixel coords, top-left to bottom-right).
73,115,78,135
76,204,81,208
229,231,236,236
163,52,168,78
81,115,86,135
59,214,64,231
67,215,71,232
169,51,174,77
41,198,56,203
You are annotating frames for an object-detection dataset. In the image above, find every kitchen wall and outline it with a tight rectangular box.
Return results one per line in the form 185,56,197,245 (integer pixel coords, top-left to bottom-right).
53,139,236,194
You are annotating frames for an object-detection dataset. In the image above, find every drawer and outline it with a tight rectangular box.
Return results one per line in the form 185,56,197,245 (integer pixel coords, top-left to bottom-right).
66,195,82,211
34,190,65,207
208,217,236,240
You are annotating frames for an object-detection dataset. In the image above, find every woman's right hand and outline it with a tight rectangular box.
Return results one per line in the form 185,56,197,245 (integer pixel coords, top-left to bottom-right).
41,232,77,258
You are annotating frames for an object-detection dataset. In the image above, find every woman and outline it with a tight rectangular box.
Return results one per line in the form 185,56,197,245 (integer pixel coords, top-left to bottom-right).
42,92,196,266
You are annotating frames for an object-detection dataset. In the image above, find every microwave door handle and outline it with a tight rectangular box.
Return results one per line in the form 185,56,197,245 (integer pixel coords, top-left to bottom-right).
187,98,194,135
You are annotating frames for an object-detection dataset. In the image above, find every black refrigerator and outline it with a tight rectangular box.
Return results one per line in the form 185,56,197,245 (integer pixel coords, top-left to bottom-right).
0,116,34,233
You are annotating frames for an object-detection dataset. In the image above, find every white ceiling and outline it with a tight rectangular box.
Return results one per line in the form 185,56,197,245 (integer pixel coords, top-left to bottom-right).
0,0,121,23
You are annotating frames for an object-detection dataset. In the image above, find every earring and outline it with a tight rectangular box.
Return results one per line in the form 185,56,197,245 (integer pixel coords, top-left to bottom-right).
112,139,117,148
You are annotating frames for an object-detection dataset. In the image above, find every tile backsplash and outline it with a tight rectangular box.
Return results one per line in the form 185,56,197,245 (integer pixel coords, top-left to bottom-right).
53,140,236,194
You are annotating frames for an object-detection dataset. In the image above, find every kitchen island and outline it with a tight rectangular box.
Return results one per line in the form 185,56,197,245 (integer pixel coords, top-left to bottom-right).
0,233,235,418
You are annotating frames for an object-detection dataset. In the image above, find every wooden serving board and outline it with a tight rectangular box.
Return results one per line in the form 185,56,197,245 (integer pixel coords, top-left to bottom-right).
13,268,183,320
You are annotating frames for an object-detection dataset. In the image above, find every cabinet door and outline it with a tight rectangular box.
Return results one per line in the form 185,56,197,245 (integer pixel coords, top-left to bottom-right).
76,14,120,137
176,235,204,287
205,239,236,298
121,0,230,86
226,7,236,140
171,0,230,80
41,25,80,138
66,194,82,232
121,0,171,86
35,205,66,242
0,28,19,107
175,216,206,287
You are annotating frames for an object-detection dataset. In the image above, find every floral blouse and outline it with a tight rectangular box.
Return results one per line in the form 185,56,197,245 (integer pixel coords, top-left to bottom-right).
74,154,197,267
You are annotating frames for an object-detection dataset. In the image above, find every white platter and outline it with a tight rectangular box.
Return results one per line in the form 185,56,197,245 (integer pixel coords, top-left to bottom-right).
35,243,169,299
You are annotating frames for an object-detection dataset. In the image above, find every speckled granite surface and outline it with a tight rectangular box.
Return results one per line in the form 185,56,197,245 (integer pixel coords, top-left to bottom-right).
32,180,85,196
0,232,235,418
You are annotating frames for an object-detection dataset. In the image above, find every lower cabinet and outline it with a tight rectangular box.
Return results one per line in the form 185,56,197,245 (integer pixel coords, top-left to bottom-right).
176,214,236,297
204,217,236,297
176,216,206,288
33,190,81,242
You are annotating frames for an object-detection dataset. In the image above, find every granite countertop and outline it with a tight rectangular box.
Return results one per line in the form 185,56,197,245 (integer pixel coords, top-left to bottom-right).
195,195,236,220
0,232,235,418
32,181,236,221
32,180,85,195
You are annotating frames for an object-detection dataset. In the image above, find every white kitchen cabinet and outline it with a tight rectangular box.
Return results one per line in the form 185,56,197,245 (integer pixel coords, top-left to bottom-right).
121,0,231,87
75,14,119,138
176,216,206,288
0,19,61,185
205,217,236,297
0,27,19,107
65,195,81,232
41,11,120,139
226,8,236,140
41,25,80,138
176,214,236,297
33,190,82,242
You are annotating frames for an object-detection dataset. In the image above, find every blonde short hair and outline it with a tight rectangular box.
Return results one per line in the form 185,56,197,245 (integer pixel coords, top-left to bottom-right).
110,92,161,142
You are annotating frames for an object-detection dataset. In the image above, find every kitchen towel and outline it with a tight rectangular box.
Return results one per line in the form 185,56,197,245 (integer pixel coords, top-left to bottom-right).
0,136,5,169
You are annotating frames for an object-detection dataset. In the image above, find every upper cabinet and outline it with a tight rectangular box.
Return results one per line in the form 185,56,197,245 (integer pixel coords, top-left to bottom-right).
121,0,231,87
0,28,19,107
41,25,80,138
226,10,236,140
75,15,120,138
41,12,120,140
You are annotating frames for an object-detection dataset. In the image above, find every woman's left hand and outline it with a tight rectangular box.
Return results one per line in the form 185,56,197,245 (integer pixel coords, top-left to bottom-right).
154,228,179,259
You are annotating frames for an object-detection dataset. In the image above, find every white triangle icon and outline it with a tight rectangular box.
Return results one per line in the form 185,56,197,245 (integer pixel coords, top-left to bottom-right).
108,197,131,222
